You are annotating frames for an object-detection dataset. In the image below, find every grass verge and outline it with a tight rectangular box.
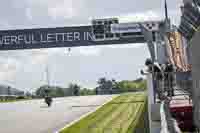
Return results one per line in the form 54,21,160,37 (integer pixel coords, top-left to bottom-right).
0,98,33,103
60,92,148,133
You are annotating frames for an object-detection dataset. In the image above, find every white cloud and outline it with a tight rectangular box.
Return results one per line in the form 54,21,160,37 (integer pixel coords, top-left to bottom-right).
67,47,101,56
26,0,82,20
0,71,15,81
0,57,20,81
26,0,49,5
78,47,101,56
116,10,163,23
0,21,12,30
13,0,83,21
0,58,19,71
48,1,76,20
25,8,33,21
31,54,48,65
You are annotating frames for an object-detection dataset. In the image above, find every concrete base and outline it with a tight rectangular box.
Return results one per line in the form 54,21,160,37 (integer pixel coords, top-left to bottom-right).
151,121,161,133
151,103,161,121
150,103,161,133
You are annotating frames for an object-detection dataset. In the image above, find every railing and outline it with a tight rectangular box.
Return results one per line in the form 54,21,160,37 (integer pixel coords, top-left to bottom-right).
151,72,192,100
160,100,182,133
146,71,192,132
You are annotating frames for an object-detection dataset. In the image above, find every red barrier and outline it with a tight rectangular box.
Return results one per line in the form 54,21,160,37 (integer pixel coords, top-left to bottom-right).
170,105,195,132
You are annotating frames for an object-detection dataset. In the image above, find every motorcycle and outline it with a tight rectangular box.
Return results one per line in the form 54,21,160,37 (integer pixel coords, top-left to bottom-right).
44,96,53,107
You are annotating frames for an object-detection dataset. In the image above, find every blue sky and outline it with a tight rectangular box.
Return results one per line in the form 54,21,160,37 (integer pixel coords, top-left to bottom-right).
0,0,183,91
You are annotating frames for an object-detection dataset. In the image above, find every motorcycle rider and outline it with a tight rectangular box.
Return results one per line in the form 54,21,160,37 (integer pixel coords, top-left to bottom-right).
45,95,52,107
44,89,53,107
141,58,164,101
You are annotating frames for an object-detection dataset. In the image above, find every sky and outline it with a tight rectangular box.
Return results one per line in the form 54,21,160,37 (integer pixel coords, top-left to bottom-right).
0,0,183,91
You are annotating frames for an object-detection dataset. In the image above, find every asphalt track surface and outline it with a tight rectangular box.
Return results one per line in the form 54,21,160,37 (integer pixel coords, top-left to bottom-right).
0,95,114,133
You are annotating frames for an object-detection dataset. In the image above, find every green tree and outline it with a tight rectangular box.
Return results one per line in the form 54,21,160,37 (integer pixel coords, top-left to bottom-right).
97,77,107,87
36,87,46,97
97,77,116,94
68,83,81,96
36,85,65,97
116,79,146,92
80,88,87,95
55,87,65,97
80,88,95,96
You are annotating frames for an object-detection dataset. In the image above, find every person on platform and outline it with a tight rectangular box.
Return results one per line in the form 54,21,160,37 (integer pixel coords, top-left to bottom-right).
164,61,175,97
141,58,164,101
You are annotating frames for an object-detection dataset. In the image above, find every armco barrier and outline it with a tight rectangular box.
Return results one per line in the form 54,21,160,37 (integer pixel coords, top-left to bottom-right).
160,101,181,133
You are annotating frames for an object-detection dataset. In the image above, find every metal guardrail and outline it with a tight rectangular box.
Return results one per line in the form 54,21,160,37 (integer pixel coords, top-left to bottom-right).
160,101,182,133
146,72,187,133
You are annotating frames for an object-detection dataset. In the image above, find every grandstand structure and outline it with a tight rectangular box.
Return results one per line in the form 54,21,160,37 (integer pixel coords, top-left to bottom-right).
0,85,24,100
0,85,24,96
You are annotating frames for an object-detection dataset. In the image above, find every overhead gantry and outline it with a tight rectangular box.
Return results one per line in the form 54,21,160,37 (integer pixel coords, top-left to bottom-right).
0,18,164,63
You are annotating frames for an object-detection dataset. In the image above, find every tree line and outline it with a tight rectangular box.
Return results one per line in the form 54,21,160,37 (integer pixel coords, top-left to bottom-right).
35,77,146,98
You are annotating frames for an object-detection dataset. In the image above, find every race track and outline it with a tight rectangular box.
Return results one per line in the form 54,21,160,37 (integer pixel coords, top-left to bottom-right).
0,95,114,133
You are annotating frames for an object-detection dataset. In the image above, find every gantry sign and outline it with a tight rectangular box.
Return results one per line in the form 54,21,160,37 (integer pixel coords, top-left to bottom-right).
0,18,160,50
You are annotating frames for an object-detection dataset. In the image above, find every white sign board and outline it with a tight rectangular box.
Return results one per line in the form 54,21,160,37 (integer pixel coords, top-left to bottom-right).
111,23,142,33
141,22,159,31
111,21,160,33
